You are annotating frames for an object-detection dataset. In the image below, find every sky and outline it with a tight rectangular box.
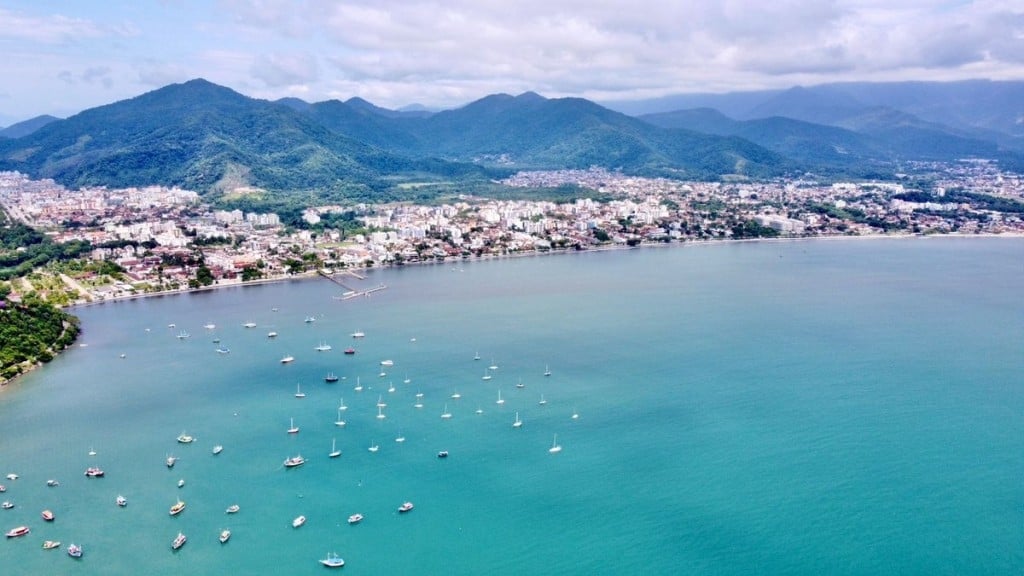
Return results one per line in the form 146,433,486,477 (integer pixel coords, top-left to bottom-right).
1,0,1022,126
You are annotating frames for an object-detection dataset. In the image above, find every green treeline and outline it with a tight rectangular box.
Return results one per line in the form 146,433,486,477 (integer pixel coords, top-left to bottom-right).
0,221,92,280
0,288,80,381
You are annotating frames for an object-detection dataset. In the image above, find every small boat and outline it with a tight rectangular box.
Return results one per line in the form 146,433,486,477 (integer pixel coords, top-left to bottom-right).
280,355,295,364
338,398,348,411
398,501,414,513
176,331,190,340
67,543,83,557
347,513,363,524
0,486,4,492
216,347,231,354
353,378,363,392
513,411,523,428
334,410,346,427
294,383,305,398
6,526,29,538
177,432,194,444
482,371,492,381
287,418,299,434
166,455,177,468
46,479,59,487
88,447,96,456
344,347,356,355
304,316,316,323
117,495,127,507
376,395,387,408
367,443,379,453
178,479,185,488
243,321,256,328
572,408,579,420
171,532,186,550
212,445,223,455
380,359,394,367
376,405,386,420
42,540,61,550
516,379,525,389
226,504,240,514
475,407,483,414
320,552,345,568
440,403,452,419
324,373,339,383
219,529,231,544
451,390,461,399
5,473,17,481
169,500,186,516
292,515,306,528
549,434,562,454
212,338,220,344
495,390,505,405
437,450,449,458
473,351,480,360
544,365,552,377
388,382,396,393
267,331,278,338
1,501,13,509
204,323,216,330
329,439,341,458
41,509,54,521
315,341,332,352
489,360,498,371
403,374,411,384
284,454,305,468
350,331,364,338
539,394,547,406
84,467,105,477
395,435,406,443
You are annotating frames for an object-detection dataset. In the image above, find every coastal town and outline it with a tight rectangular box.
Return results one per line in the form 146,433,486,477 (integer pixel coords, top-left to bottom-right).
1,160,1022,306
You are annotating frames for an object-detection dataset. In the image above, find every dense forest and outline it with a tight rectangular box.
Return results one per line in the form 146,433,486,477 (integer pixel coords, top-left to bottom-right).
0,286,80,382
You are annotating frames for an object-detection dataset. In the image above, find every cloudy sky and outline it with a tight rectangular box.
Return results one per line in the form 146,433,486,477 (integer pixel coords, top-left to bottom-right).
1,0,1022,125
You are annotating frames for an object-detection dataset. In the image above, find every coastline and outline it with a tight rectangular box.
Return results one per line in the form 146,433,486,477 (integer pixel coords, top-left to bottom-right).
2,230,1020,392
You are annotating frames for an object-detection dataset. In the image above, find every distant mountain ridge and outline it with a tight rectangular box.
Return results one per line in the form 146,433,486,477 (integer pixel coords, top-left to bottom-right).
0,115,61,139
0,78,1020,200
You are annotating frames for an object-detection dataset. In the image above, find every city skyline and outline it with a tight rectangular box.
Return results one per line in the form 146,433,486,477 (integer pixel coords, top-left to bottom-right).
1,0,1023,126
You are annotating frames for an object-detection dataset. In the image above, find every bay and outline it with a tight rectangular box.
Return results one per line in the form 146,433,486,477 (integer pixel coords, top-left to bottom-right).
1,237,1022,575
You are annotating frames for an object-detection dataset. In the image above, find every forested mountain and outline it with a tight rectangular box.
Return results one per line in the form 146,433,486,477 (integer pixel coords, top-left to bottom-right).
0,115,61,139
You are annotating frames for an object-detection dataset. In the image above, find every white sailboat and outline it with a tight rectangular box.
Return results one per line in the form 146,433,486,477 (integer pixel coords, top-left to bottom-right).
513,411,523,428
572,407,579,420
287,417,299,434
368,442,379,453
388,381,396,393
338,397,348,411
377,395,387,408
334,410,346,427
539,394,547,406
294,383,305,398
451,389,461,399
354,377,363,392
549,434,562,453
329,438,341,458
440,403,452,419
544,365,552,377
495,389,505,405
473,351,481,361
376,405,386,420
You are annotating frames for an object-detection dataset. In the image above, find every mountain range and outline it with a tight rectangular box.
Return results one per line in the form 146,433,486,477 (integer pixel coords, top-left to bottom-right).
1,78,1021,200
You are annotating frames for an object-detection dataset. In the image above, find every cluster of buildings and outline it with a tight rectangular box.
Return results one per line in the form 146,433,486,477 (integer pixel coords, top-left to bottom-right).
0,160,1021,305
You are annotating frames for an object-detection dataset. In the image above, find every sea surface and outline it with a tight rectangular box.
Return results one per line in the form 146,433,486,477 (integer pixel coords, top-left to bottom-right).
1,238,1022,575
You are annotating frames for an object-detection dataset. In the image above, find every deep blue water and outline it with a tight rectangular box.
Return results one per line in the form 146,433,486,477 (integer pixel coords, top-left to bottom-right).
1,238,1022,575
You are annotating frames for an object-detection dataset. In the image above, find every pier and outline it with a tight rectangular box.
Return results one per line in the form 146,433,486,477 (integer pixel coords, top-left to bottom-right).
319,270,386,300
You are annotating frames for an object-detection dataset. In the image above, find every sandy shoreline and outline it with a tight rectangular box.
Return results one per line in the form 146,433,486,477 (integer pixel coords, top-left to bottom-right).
65,230,1024,310
2,231,1020,391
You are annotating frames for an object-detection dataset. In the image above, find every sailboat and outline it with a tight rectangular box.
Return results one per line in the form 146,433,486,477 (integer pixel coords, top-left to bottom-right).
368,442,379,453
549,434,562,453
482,370,492,381
451,389,461,399
516,378,525,389
377,395,387,408
403,374,411,384
544,365,552,377
338,398,348,411
315,341,332,352
572,407,579,420
354,377,363,392
539,394,547,406
414,397,423,409
376,405,386,420
334,410,346,427
329,438,341,458
294,383,305,398
495,389,505,405
287,418,299,434
512,411,523,428
440,403,452,419
388,381,396,393
473,351,481,361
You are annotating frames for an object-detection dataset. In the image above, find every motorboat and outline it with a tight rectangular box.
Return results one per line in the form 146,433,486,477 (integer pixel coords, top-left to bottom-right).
4,473,16,480
284,454,305,468
226,504,240,514
219,529,231,544
398,501,414,513
42,540,61,550
324,373,339,383
380,359,394,367
292,515,306,528
280,355,295,364
41,509,54,521
169,500,186,516
437,450,449,458
304,316,316,323
177,432,194,444
67,543,83,557
344,347,356,355
6,526,29,538
267,331,278,338
84,467,105,477
178,479,185,488
320,552,345,568
315,342,332,352
117,495,127,507
212,445,223,455
171,532,186,550
46,479,59,487
166,455,177,468
1,501,13,509
347,513,363,524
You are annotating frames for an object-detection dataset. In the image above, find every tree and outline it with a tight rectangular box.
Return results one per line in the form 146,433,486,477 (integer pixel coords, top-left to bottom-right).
195,265,214,286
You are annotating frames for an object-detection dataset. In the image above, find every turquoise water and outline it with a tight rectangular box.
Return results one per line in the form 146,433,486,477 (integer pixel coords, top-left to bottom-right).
1,238,1022,575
